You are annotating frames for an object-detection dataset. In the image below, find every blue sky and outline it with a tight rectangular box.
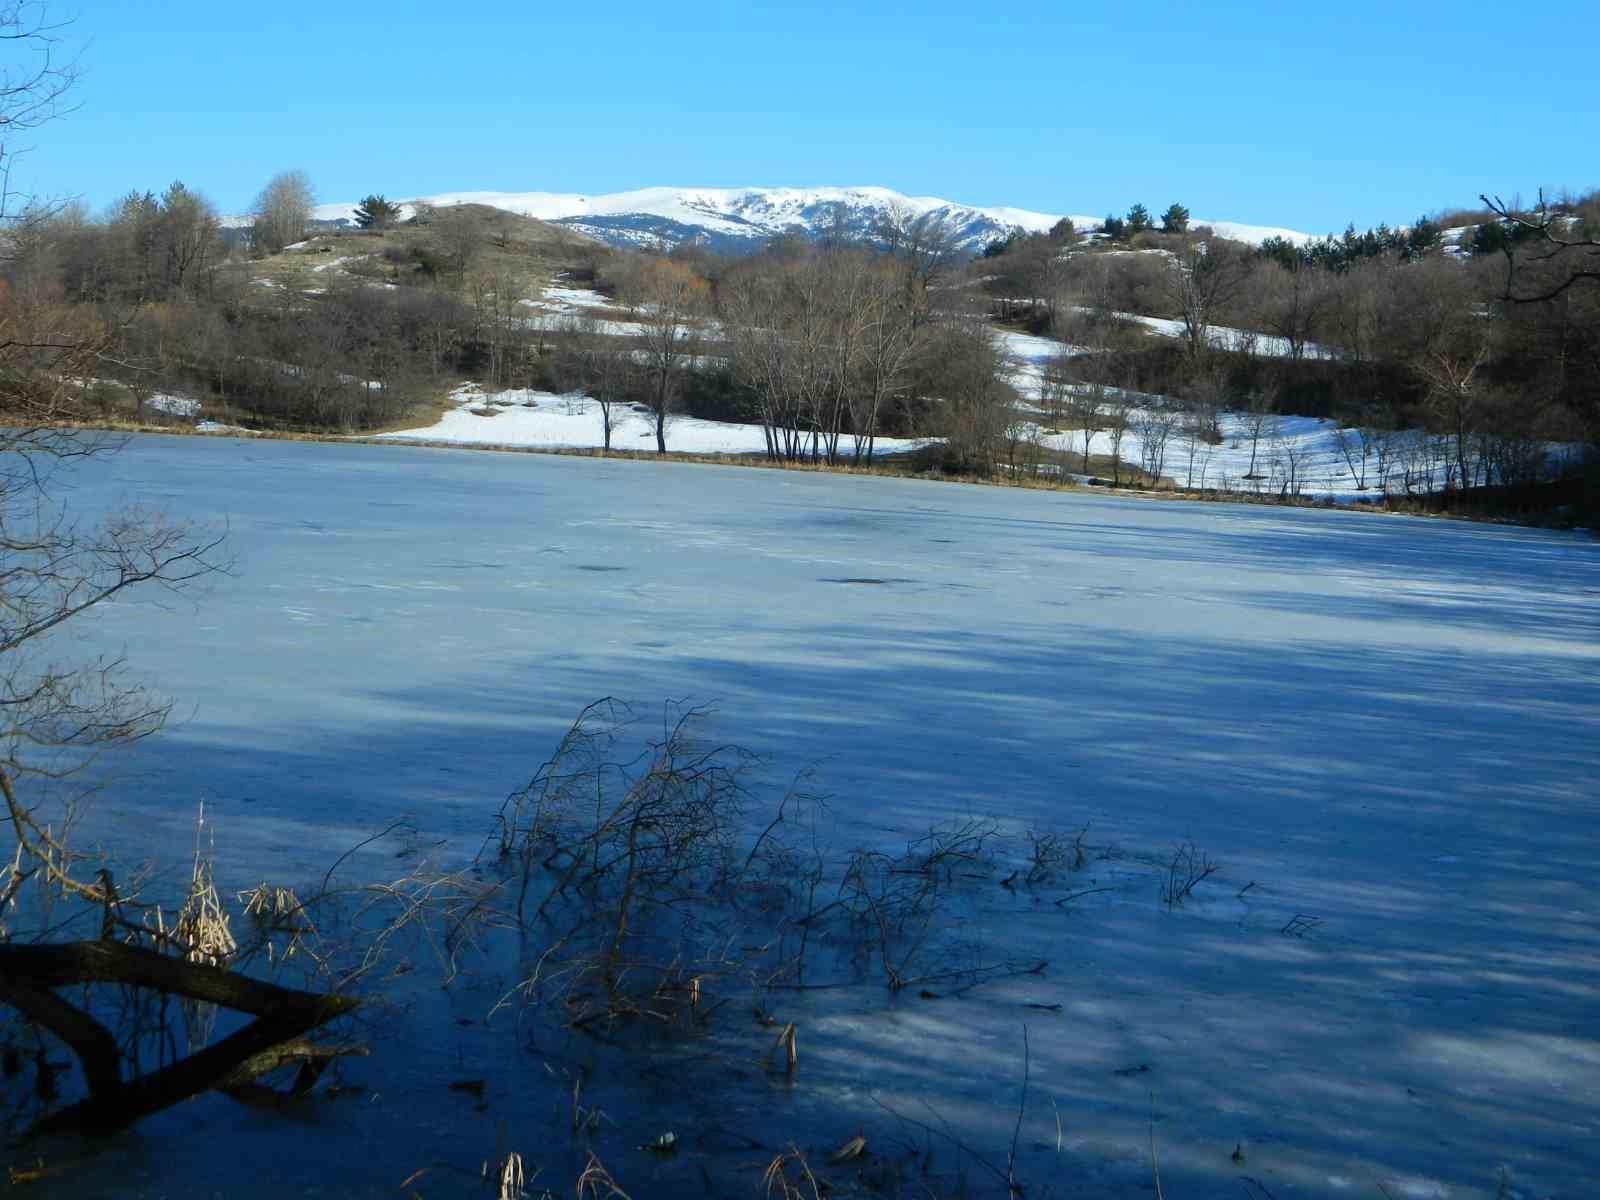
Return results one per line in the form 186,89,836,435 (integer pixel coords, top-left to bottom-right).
12,0,1597,234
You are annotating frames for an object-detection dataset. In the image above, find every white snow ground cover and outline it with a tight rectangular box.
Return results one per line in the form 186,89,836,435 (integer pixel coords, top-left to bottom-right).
1116,311,1333,359
535,283,615,312
375,384,929,457
37,434,1600,1199
1034,408,1531,498
61,375,202,420
994,325,1567,497
146,393,200,417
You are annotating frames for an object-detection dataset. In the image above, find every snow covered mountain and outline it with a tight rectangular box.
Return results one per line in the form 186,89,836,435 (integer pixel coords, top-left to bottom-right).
300,186,1313,253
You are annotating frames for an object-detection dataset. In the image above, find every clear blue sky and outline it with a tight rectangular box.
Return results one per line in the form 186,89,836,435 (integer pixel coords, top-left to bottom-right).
14,0,1597,235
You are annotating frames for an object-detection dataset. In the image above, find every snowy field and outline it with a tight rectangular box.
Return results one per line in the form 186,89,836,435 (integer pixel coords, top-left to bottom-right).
1116,310,1333,359
28,435,1600,1198
1034,408,1536,499
376,383,930,456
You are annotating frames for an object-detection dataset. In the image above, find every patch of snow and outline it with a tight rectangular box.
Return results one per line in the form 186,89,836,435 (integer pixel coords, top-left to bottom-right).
539,284,615,311
147,393,200,417
376,386,927,457
1117,311,1333,359
1034,403,1573,499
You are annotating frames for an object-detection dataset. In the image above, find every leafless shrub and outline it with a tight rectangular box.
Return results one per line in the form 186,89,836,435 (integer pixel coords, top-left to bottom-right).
1023,824,1087,884
491,701,760,1032
1022,829,1063,884
1281,913,1323,938
1159,842,1218,908
1070,821,1091,869
837,829,977,991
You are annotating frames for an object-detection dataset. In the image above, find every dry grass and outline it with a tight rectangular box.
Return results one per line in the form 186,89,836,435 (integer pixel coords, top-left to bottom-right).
230,204,604,313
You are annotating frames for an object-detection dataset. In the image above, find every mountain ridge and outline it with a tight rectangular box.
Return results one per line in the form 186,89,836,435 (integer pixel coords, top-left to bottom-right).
244,185,1314,252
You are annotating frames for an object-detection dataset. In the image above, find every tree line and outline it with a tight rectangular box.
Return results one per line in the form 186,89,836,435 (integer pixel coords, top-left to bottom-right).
976,191,1599,507
2,157,1594,510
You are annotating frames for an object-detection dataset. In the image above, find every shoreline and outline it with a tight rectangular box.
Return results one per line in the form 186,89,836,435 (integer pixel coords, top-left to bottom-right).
59,418,1587,533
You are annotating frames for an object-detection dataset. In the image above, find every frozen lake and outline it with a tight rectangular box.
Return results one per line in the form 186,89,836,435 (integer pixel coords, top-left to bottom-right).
31,434,1600,1197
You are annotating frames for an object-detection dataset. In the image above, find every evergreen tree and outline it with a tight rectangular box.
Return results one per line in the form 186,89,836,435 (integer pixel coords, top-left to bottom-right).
354,194,403,230
1160,203,1190,234
1102,213,1127,241
1470,217,1537,256
1048,216,1077,244
1404,216,1442,259
1258,235,1305,272
1126,203,1153,235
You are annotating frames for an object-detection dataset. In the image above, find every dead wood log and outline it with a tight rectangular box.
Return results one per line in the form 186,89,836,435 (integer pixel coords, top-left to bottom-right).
0,940,359,1135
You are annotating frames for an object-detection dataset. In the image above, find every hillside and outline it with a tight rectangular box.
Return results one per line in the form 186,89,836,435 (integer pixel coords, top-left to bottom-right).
242,202,599,295
278,185,1316,254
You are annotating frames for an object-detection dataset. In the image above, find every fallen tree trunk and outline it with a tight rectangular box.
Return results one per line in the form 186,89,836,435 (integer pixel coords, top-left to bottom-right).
0,940,359,1135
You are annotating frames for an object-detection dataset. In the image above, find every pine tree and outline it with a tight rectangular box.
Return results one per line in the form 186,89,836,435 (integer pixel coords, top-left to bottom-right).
1102,213,1127,241
1258,236,1304,272
1405,216,1442,259
1126,203,1153,235
1161,203,1190,234
354,194,403,230
1048,217,1077,244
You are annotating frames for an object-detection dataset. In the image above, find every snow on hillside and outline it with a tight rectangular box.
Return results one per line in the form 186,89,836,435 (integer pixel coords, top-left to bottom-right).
1029,399,1578,500
1115,311,1333,359
398,279,1494,496
280,185,1312,253
1190,218,1316,246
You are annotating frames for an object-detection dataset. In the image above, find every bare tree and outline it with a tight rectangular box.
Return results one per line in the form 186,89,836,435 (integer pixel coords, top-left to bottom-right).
875,201,962,295
1006,234,1071,327
567,314,629,451
1066,382,1105,474
1102,390,1135,485
250,169,314,255
1036,352,1073,430
722,262,800,460
1239,392,1277,481
1385,258,1498,492
1163,236,1252,360
156,181,222,297
1324,258,1389,368
1252,259,1328,361
471,266,528,388
1134,403,1177,483
851,257,923,463
0,2,77,225
627,258,707,454
1270,428,1309,497
1481,189,1600,304
431,203,483,279
1333,425,1370,491
930,319,1012,473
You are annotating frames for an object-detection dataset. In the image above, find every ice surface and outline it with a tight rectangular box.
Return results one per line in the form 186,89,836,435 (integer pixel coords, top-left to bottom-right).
25,434,1600,1197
